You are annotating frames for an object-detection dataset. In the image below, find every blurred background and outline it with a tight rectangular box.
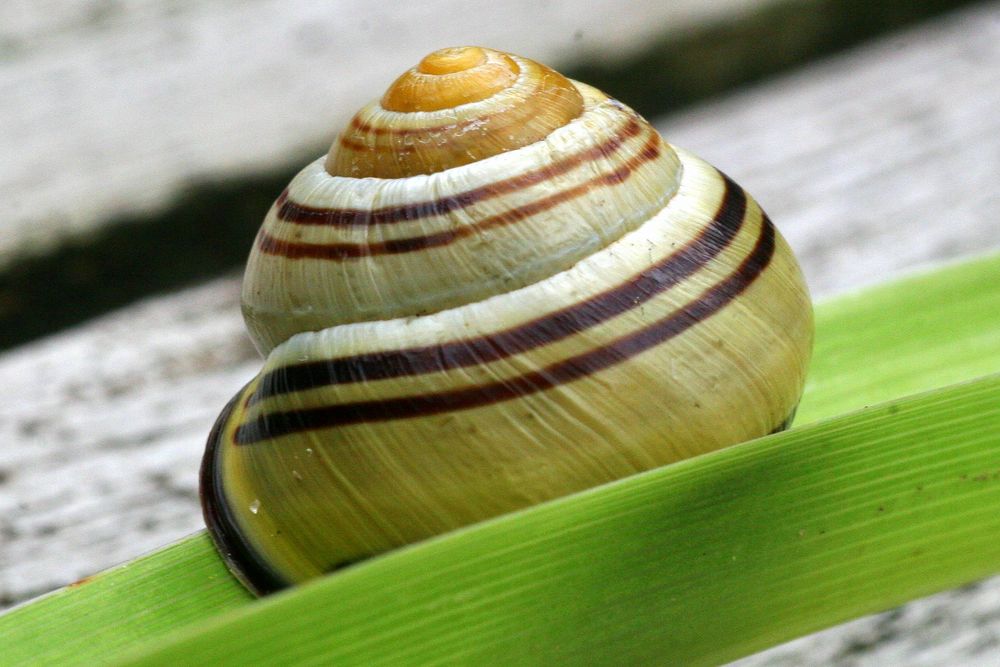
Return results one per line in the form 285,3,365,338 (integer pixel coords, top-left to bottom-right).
1,0,998,663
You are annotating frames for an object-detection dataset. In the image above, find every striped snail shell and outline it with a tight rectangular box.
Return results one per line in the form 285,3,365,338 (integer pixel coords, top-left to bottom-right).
202,46,814,595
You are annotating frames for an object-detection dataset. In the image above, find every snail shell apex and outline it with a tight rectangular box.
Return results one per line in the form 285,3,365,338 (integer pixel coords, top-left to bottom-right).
242,51,680,355
204,47,814,595
382,47,520,111
326,46,585,179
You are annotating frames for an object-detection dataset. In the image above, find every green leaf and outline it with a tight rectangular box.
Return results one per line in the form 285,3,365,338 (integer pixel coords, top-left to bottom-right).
799,252,1000,422
1,252,998,664
0,535,252,665
119,372,1000,666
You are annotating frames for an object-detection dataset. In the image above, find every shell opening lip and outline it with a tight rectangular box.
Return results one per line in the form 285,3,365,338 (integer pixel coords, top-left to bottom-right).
770,405,799,434
200,387,290,596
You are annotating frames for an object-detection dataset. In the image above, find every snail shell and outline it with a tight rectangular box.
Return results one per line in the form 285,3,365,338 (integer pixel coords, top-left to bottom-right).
202,47,814,595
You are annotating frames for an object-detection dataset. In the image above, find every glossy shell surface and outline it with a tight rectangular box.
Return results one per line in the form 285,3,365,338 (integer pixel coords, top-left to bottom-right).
203,47,814,595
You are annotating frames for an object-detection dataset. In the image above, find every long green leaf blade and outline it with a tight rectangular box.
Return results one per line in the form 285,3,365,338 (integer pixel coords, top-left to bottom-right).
120,373,1000,665
0,535,252,664
800,252,1000,422
1,252,998,664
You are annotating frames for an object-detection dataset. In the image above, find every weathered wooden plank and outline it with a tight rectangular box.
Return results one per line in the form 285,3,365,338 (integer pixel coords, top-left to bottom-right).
1,2,999,663
0,0,757,269
0,0,762,350
0,0,976,350
0,278,253,606
659,2,1000,297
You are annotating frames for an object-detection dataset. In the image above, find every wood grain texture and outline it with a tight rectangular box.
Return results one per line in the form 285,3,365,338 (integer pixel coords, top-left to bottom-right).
657,1,1000,297
0,0,755,269
0,0,976,351
1,2,999,664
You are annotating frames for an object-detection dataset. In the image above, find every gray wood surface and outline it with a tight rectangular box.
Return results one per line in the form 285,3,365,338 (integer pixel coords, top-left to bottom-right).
0,0,753,269
0,0,975,351
2,2,999,664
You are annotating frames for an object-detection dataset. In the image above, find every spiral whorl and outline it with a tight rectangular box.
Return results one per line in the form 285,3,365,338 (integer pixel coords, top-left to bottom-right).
325,46,585,179
207,47,814,595
381,46,517,111
243,49,681,355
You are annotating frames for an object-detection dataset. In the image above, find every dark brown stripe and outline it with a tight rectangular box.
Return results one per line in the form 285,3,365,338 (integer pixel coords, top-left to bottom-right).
254,172,746,402
338,88,565,155
235,196,775,445
278,115,642,227
339,114,494,151
259,132,661,260
347,113,479,137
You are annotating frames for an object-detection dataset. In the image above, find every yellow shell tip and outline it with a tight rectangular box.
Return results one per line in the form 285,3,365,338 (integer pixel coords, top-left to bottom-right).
381,46,518,113
417,46,486,75
328,47,585,178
